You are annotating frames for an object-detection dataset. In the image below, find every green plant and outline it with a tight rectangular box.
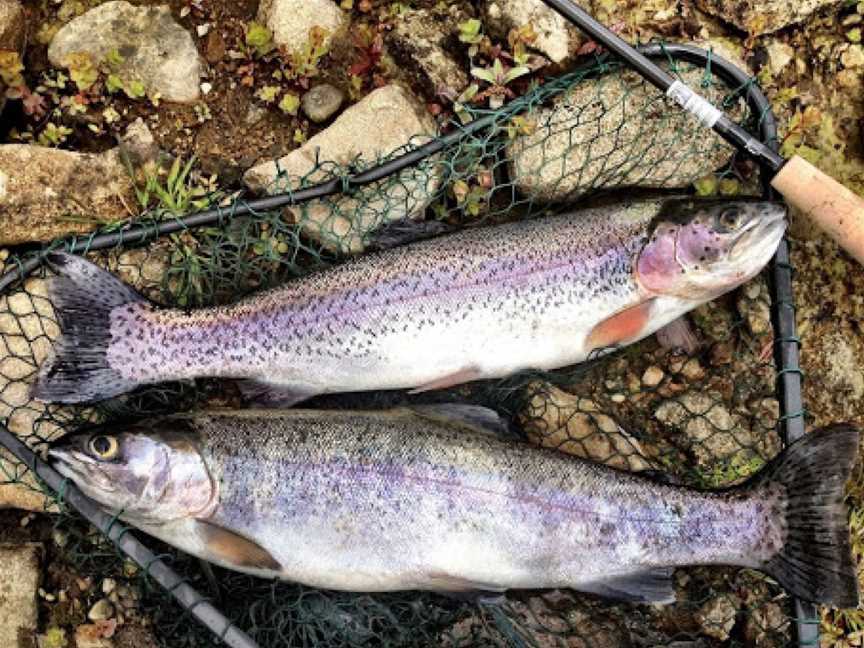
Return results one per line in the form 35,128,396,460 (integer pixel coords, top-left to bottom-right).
132,156,221,216
246,22,275,57
279,92,300,115
0,49,25,88
64,51,98,91
37,122,73,147
470,58,531,109
284,26,330,82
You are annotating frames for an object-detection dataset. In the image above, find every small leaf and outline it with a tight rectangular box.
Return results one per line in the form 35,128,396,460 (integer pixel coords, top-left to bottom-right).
470,67,496,84
279,92,300,115
246,22,275,57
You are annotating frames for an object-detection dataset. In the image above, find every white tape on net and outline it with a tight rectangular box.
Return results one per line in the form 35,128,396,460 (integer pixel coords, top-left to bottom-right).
666,80,723,129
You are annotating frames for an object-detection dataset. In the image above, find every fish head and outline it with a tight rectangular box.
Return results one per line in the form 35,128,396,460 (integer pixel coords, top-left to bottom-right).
49,422,215,524
636,199,787,300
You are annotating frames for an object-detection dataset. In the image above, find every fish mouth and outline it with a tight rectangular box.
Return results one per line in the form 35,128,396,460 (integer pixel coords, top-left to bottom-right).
729,203,788,263
48,448,116,493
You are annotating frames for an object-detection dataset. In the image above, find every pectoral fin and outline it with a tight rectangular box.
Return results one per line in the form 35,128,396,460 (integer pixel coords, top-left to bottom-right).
195,520,282,572
579,568,676,604
409,367,484,394
586,299,656,352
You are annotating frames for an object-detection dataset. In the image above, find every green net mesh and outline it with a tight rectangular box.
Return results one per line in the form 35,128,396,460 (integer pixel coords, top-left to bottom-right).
0,50,797,647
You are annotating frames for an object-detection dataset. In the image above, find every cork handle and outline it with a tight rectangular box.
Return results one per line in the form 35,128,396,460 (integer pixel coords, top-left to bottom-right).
771,156,864,265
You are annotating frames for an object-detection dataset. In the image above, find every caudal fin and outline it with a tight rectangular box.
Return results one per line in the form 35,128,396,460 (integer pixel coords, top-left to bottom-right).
31,253,149,404
760,424,860,608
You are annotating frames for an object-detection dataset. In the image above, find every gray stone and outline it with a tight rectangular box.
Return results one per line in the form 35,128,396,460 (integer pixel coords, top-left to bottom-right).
696,595,740,641
0,543,41,648
695,0,847,35
258,0,347,52
0,0,26,117
388,7,469,97
0,144,139,245
48,1,201,103
484,0,585,65
244,85,440,254
301,84,344,123
88,598,114,622
506,65,743,203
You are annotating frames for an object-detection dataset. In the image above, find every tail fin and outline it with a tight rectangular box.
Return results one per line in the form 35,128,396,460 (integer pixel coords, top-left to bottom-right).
759,424,860,608
31,253,149,404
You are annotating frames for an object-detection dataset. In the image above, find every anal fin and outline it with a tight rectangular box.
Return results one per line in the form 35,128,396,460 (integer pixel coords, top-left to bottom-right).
586,299,656,353
409,367,484,394
578,568,676,604
195,519,282,572
237,379,315,407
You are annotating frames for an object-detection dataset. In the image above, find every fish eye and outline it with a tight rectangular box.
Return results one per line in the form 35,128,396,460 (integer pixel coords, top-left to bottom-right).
717,207,743,231
89,435,119,461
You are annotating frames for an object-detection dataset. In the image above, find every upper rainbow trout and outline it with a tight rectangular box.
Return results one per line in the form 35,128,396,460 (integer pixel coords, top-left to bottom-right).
33,198,786,405
50,406,858,607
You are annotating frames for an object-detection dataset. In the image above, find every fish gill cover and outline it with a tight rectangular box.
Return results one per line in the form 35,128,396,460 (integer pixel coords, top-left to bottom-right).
0,51,801,647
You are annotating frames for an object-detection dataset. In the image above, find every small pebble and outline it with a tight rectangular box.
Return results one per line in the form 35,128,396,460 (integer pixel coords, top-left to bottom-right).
196,23,210,37
76,577,92,592
301,84,345,123
52,529,69,549
745,283,761,300
610,393,626,403
681,358,706,382
200,82,213,95
102,578,116,595
641,365,664,388
88,598,114,622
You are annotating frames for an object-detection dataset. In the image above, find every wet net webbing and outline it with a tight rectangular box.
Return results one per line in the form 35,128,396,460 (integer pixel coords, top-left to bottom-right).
0,47,803,647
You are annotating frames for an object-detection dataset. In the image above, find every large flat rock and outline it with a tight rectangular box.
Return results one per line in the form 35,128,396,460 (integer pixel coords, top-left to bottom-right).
48,1,201,103
244,85,440,254
695,0,847,35
0,543,41,648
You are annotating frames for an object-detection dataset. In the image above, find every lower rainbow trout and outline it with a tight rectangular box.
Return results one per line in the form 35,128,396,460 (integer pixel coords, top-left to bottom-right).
50,407,858,607
33,198,786,405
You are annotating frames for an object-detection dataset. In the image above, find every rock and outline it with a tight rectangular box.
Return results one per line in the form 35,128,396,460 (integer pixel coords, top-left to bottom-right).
765,40,795,75
0,120,157,247
75,621,116,648
0,0,26,116
0,0,23,49
506,65,743,203
48,1,201,103
523,383,654,472
642,365,665,388
744,602,790,647
695,0,847,35
258,0,347,52
244,85,440,254
88,598,114,622
736,277,772,337
301,84,344,123
0,144,140,245
655,391,775,467
0,543,41,647
388,7,469,97
117,118,161,172
695,595,739,641
484,0,585,64
842,44,864,68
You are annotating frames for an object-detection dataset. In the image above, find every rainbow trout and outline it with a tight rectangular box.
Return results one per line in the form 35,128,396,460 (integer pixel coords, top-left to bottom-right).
33,198,786,405
50,406,858,607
